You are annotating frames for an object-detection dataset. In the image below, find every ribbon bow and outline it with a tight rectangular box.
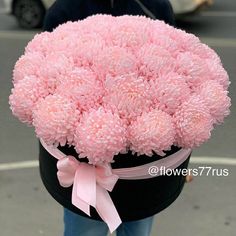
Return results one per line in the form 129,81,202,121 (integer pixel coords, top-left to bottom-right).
57,156,122,233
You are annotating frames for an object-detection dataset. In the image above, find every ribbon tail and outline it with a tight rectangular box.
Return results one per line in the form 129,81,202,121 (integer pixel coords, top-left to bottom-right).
71,171,90,216
96,184,122,233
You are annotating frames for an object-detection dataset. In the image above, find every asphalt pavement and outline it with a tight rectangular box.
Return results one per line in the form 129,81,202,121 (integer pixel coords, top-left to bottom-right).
0,0,235,235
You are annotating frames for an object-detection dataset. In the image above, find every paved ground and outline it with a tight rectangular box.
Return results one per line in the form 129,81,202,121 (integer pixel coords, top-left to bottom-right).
0,0,235,235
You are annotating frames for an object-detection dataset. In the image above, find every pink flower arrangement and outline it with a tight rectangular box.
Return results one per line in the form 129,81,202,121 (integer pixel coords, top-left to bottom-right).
9,15,231,164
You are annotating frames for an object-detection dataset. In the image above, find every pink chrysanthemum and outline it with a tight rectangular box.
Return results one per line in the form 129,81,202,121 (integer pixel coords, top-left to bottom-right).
55,68,104,111
78,14,114,39
129,109,175,156
103,73,153,122
173,96,214,148
48,28,106,68
69,36,105,68
149,72,191,115
47,32,82,52
151,33,180,57
169,28,199,46
52,21,83,38
188,42,221,63
171,29,206,56
137,44,175,80
13,53,44,84
206,59,230,90
92,46,137,78
197,80,231,124
25,32,52,55
109,16,150,50
33,95,80,146
149,20,174,39
74,108,127,164
171,29,221,63
176,52,210,88
9,76,48,125
39,53,74,93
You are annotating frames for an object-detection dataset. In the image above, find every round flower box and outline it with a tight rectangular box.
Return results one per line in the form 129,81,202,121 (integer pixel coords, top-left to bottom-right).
39,143,191,221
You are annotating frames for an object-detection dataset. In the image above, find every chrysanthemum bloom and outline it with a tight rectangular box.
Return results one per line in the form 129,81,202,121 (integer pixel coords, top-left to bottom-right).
51,21,84,38
92,46,137,79
128,109,175,156
137,44,175,80
74,108,127,164
151,30,180,57
72,38,105,68
206,59,230,90
169,29,217,60
149,19,174,38
109,16,151,51
174,95,214,148
50,29,106,68
9,76,49,125
149,72,191,115
78,14,115,40
103,73,153,122
33,95,80,146
168,28,200,47
25,31,52,55
172,29,222,67
177,33,221,63
13,53,44,84
176,52,210,88
197,80,231,124
39,53,74,93
55,68,104,111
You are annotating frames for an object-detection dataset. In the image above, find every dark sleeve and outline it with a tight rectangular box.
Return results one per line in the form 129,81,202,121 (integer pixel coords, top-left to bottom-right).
43,1,69,32
153,0,175,26
162,0,175,26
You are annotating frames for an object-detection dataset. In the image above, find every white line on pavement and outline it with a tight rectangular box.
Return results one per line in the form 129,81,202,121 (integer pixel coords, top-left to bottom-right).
0,160,39,171
0,30,38,39
200,11,236,17
0,157,236,171
190,157,236,166
200,37,236,47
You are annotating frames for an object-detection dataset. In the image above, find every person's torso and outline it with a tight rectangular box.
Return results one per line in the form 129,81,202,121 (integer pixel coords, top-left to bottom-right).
57,0,173,22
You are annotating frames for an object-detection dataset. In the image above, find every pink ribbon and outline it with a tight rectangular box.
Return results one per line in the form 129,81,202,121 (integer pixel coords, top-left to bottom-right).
56,155,121,233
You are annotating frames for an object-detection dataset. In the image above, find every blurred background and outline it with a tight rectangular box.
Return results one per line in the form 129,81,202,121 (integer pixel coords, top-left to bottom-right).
0,0,235,235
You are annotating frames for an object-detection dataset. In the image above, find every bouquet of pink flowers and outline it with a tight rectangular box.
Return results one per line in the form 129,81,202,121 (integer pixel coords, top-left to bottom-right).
9,14,230,165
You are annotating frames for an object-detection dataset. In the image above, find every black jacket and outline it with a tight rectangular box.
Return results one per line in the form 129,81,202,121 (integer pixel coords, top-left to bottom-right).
43,0,175,32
